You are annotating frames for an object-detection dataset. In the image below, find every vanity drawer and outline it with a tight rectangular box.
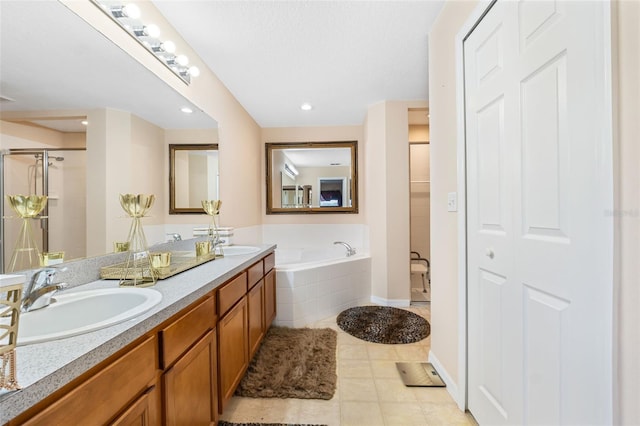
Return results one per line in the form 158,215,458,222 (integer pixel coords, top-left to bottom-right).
218,272,247,316
161,295,215,368
247,260,263,289
264,252,275,273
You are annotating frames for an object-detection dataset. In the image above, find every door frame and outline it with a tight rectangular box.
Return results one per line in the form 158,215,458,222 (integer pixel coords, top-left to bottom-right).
453,0,494,410
453,0,614,417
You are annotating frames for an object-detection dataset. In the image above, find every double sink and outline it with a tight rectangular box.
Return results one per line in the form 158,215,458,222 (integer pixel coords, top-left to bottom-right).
16,245,260,346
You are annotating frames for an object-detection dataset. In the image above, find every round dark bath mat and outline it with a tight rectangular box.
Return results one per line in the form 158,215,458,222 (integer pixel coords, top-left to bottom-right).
336,306,430,344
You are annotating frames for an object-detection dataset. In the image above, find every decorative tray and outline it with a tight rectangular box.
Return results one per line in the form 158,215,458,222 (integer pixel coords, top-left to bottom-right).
100,251,221,280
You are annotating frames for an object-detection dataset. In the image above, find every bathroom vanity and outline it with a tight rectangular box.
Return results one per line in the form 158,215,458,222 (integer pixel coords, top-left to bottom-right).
0,245,276,425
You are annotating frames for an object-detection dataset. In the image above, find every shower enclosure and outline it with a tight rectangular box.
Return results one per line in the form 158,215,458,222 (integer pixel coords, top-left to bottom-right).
0,148,86,272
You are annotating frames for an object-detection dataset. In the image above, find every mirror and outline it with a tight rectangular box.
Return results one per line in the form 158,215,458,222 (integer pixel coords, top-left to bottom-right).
266,141,358,214
0,2,218,272
169,144,219,214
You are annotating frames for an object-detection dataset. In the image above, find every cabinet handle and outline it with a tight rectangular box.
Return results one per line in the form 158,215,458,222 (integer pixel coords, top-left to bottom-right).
485,248,495,259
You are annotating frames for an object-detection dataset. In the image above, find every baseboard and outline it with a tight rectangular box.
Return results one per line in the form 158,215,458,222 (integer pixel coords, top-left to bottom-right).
428,350,463,409
370,295,410,307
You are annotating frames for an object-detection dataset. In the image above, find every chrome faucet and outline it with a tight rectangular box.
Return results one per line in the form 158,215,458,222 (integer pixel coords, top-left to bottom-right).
334,241,356,257
21,267,68,312
167,233,182,242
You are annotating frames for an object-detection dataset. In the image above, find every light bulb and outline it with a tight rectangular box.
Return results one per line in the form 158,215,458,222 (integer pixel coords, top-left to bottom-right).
176,55,189,66
123,3,141,19
188,66,200,77
162,40,176,53
181,107,193,114
145,24,160,38
300,103,313,111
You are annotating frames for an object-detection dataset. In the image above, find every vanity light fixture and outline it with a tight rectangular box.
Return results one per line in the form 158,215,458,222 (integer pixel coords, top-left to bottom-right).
176,55,189,66
110,3,140,19
92,0,200,85
300,103,313,111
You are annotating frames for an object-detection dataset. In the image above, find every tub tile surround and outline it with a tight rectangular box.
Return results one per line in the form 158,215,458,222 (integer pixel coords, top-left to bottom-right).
263,224,372,328
274,256,371,328
261,223,369,251
0,243,276,424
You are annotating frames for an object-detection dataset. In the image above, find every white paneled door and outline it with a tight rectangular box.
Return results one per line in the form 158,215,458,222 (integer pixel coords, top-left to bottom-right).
464,1,612,425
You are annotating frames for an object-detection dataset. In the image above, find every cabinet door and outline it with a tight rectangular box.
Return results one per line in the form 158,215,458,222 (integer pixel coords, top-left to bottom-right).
248,279,265,358
163,329,218,426
264,269,277,329
21,336,158,426
217,296,248,413
111,385,160,426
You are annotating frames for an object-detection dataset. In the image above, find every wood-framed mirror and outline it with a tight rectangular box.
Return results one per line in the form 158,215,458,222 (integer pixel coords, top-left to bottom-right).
169,143,219,214
266,141,358,214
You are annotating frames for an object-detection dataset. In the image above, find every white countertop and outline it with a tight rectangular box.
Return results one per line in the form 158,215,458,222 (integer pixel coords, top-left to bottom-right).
0,244,276,424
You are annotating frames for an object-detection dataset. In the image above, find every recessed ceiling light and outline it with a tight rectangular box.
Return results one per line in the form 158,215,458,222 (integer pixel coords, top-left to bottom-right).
181,107,193,114
300,103,313,111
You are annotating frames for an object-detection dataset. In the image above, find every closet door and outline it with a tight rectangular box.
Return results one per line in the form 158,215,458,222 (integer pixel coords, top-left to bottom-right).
464,1,612,425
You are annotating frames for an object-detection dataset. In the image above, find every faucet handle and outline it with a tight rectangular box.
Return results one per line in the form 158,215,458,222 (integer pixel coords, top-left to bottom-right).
32,266,67,286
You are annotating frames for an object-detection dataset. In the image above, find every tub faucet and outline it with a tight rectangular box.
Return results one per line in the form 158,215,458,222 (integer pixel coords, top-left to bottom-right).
334,241,356,257
21,267,68,312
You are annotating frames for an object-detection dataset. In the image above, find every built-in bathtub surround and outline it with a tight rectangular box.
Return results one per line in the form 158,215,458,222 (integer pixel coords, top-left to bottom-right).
274,246,371,328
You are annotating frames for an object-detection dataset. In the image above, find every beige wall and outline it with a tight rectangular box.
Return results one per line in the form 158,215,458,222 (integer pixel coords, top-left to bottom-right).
409,125,429,142
364,101,427,302
85,110,170,254
613,1,639,424
428,0,479,386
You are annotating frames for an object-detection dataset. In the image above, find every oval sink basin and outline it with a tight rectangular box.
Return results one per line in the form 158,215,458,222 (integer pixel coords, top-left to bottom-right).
18,288,162,346
222,245,261,256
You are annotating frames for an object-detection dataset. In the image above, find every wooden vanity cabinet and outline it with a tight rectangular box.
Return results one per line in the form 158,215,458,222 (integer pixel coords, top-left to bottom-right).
7,250,276,425
217,253,277,413
163,329,217,426
15,335,159,426
264,268,276,329
160,295,217,426
217,293,249,413
248,278,265,358
111,386,160,426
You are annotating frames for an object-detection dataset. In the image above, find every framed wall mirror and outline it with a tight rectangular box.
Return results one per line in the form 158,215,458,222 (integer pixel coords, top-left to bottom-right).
169,144,220,214
266,141,358,214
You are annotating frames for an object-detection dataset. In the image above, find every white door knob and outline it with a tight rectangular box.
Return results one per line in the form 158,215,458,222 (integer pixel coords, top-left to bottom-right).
486,248,495,259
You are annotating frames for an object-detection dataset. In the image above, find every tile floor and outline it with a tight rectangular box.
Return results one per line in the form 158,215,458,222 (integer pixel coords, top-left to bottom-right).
220,304,478,426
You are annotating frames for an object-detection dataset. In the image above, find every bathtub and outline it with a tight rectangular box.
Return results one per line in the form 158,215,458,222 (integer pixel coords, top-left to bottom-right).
273,246,371,328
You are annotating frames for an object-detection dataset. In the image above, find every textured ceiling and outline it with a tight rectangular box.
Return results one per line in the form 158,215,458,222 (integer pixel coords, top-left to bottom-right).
0,1,440,132
153,1,443,127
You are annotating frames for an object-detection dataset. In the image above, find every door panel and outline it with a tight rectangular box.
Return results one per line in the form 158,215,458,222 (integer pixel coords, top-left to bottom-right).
465,1,612,425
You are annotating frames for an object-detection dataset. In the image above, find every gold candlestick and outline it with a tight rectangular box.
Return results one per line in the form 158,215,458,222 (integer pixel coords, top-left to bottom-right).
0,280,23,391
201,200,223,257
119,194,156,287
5,195,48,272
